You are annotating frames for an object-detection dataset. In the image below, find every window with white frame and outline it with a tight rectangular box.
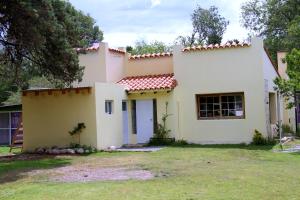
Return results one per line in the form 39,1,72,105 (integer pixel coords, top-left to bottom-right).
196,93,245,120
105,100,113,114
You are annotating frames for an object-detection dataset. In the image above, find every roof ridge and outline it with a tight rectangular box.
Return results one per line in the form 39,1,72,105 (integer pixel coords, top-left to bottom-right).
182,41,250,52
108,48,126,54
129,52,173,60
118,73,174,80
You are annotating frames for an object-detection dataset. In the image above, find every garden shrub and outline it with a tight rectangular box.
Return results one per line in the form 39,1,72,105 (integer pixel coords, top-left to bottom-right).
252,129,267,145
251,129,277,145
281,124,295,135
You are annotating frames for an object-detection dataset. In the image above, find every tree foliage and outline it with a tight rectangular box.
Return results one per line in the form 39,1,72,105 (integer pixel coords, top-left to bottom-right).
242,0,300,106
241,0,300,58
0,0,103,104
126,40,171,55
274,49,300,107
176,6,229,46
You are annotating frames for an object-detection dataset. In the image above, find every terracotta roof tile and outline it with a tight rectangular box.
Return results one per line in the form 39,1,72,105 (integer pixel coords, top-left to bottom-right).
117,73,177,92
129,52,173,60
182,42,250,52
108,48,125,54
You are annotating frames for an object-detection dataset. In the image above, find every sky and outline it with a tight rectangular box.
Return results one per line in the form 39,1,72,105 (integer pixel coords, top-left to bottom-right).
69,0,250,48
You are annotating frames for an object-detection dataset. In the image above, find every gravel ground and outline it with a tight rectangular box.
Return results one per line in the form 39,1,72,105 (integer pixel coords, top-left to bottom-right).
29,166,154,182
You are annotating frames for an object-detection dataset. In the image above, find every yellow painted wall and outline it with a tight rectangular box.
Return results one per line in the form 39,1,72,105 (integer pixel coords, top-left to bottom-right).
94,83,127,149
172,37,269,144
76,43,107,87
23,89,97,151
125,56,173,76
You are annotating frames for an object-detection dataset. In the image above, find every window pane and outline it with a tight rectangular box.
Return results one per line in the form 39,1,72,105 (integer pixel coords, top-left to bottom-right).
200,111,207,117
228,96,235,102
213,97,219,103
200,104,206,110
221,96,227,102
214,110,221,117
11,112,21,128
207,110,213,117
214,104,220,110
229,103,235,109
236,102,243,110
222,110,229,116
229,110,236,116
207,104,213,110
131,100,137,134
207,97,214,103
0,129,9,145
235,95,242,102
105,100,113,114
200,97,206,103
0,113,9,128
122,102,127,111
222,103,228,109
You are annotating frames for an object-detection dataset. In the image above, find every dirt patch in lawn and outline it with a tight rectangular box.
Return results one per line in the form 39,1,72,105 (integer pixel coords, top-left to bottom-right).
29,165,154,182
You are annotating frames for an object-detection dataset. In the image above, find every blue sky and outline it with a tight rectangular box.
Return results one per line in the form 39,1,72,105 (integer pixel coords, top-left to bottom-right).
69,0,249,47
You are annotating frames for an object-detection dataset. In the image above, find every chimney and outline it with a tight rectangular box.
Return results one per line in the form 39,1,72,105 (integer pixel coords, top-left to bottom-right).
277,51,288,79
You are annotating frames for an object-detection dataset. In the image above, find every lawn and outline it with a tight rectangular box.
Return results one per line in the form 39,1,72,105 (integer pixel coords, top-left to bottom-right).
0,145,300,200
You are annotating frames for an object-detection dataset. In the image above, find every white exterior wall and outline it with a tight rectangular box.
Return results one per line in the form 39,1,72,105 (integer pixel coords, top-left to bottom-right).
94,83,127,149
172,37,269,144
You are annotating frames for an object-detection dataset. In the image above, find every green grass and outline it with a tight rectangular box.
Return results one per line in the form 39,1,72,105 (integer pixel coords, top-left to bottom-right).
1,145,300,200
0,146,21,155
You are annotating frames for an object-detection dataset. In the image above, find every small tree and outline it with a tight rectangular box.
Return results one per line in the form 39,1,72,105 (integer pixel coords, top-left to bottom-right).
154,102,171,139
274,49,300,108
69,123,86,145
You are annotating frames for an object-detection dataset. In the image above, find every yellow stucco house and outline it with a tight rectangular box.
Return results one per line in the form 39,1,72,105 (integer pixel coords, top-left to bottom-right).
22,37,296,151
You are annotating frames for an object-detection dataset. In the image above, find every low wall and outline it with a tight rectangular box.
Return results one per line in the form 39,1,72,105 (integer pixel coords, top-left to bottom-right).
22,88,97,151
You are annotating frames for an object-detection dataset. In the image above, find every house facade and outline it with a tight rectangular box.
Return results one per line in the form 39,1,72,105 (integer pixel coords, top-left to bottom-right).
22,37,294,151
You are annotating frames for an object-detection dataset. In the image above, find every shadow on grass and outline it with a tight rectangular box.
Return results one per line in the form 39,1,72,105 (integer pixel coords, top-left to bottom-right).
165,144,275,151
0,154,72,184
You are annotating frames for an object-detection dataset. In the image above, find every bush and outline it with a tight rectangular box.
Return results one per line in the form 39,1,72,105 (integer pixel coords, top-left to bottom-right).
171,139,189,146
148,137,175,146
252,129,267,145
281,124,295,135
251,129,277,145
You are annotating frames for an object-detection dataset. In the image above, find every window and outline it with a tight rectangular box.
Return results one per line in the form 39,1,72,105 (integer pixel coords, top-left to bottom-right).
196,93,245,119
105,100,113,114
0,112,22,145
122,101,127,111
131,100,137,134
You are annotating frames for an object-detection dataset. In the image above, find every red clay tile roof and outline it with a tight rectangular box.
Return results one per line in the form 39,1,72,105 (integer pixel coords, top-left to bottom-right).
182,42,250,52
76,43,125,54
108,48,126,54
117,73,177,92
129,52,173,60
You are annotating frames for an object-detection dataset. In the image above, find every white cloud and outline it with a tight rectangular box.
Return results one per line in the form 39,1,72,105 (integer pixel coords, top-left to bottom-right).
150,0,161,8
69,0,251,47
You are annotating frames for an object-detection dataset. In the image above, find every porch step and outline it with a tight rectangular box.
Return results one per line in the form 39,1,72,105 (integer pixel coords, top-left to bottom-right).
122,144,146,148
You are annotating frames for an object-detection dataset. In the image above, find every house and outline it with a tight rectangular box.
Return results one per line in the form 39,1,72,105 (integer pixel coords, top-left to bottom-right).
0,104,22,145
21,37,295,151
